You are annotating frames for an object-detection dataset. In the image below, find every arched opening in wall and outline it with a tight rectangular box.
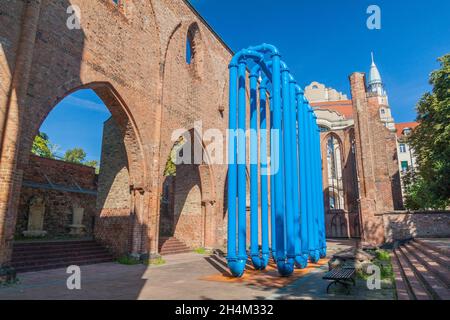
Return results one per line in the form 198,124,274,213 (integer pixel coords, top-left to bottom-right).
14,84,146,269
326,135,345,211
159,129,216,254
185,35,193,65
185,22,204,78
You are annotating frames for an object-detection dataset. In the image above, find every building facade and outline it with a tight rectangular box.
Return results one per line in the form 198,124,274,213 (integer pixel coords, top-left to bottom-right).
309,54,406,241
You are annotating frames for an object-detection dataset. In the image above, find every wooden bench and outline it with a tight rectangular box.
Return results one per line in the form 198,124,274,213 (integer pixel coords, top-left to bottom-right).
323,267,356,294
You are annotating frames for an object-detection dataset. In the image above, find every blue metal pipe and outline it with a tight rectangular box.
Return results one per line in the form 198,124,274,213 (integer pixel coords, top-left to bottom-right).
259,81,270,268
296,89,310,268
303,101,315,262
291,84,307,269
227,63,246,277
227,44,323,277
249,68,269,270
269,93,277,262
249,71,260,269
274,63,295,277
312,119,327,258
307,106,320,263
237,62,247,269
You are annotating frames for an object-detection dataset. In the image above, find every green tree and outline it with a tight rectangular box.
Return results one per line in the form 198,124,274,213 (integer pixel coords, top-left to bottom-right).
63,148,87,164
31,132,55,158
84,160,100,174
404,54,450,210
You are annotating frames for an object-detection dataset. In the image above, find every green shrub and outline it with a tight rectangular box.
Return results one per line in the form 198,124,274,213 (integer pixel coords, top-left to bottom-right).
194,247,209,255
146,257,166,266
117,255,141,265
376,250,391,261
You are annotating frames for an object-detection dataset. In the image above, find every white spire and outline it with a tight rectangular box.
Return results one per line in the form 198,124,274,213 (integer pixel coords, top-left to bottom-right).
368,52,382,85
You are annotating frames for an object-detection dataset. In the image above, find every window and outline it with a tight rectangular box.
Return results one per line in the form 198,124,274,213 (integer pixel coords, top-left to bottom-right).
319,125,330,132
186,36,193,65
401,161,409,172
403,128,412,136
312,85,319,89
326,136,344,210
380,108,385,115
112,0,120,5
399,143,407,153
329,196,336,209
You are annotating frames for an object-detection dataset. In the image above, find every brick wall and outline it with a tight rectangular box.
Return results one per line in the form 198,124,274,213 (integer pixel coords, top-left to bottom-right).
349,73,403,245
16,155,97,238
173,164,203,248
0,0,232,264
382,211,450,242
95,118,131,257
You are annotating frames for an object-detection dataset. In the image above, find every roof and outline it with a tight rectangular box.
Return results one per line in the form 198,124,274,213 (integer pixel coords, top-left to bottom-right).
395,122,419,138
311,100,354,119
182,0,234,55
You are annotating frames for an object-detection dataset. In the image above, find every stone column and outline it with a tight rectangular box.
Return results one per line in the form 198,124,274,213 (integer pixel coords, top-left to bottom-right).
0,0,42,267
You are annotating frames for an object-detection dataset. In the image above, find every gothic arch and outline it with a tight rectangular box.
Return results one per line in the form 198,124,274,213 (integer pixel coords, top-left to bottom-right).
16,81,150,257
186,22,205,79
159,128,217,249
323,133,345,210
19,82,147,187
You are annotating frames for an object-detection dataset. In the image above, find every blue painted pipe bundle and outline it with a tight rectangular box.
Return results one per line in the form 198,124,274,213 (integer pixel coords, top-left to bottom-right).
227,44,326,278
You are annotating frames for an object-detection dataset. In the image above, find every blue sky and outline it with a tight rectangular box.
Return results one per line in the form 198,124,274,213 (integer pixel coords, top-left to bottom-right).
40,89,111,162
40,0,450,162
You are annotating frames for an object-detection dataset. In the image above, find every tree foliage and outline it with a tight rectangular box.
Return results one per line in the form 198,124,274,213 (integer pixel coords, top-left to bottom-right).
404,54,450,210
84,160,100,174
63,148,87,164
31,132,56,159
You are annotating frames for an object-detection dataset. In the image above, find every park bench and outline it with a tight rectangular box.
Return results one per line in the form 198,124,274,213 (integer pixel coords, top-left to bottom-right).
323,267,356,294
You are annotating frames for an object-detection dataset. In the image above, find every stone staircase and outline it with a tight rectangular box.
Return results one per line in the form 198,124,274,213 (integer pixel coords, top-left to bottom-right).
11,240,113,273
158,237,191,256
392,238,450,300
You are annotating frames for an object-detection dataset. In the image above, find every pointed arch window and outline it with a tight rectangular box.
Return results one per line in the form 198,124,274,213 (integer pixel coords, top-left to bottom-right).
186,35,193,65
326,135,344,210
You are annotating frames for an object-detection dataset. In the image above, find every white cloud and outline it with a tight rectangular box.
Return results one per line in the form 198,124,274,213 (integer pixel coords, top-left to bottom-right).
59,95,110,114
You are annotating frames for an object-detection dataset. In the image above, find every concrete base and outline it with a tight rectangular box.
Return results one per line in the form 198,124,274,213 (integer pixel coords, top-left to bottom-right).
69,224,86,236
22,230,47,237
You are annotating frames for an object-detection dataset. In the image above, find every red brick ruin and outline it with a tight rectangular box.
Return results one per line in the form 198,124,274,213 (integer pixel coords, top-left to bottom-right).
0,0,409,267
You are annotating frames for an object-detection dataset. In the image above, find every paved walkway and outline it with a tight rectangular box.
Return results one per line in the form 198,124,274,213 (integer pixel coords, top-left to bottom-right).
0,239,393,300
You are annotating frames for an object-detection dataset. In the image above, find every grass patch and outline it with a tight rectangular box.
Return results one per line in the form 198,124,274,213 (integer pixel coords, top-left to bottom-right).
357,250,394,282
146,257,166,266
194,247,209,255
117,255,141,265
0,278,20,287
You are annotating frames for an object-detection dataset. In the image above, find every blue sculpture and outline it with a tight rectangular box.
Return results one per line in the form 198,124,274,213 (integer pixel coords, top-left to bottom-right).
227,44,326,277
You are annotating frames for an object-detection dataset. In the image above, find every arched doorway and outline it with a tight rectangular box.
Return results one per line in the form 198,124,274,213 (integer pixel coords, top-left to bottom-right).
159,129,216,252
12,83,148,268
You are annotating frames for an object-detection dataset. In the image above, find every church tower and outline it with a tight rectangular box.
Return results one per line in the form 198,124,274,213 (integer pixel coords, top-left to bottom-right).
367,53,396,131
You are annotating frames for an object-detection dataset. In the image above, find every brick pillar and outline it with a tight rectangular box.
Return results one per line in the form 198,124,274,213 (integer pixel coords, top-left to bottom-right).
0,0,42,267
349,73,385,246
202,199,216,248
129,186,152,259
